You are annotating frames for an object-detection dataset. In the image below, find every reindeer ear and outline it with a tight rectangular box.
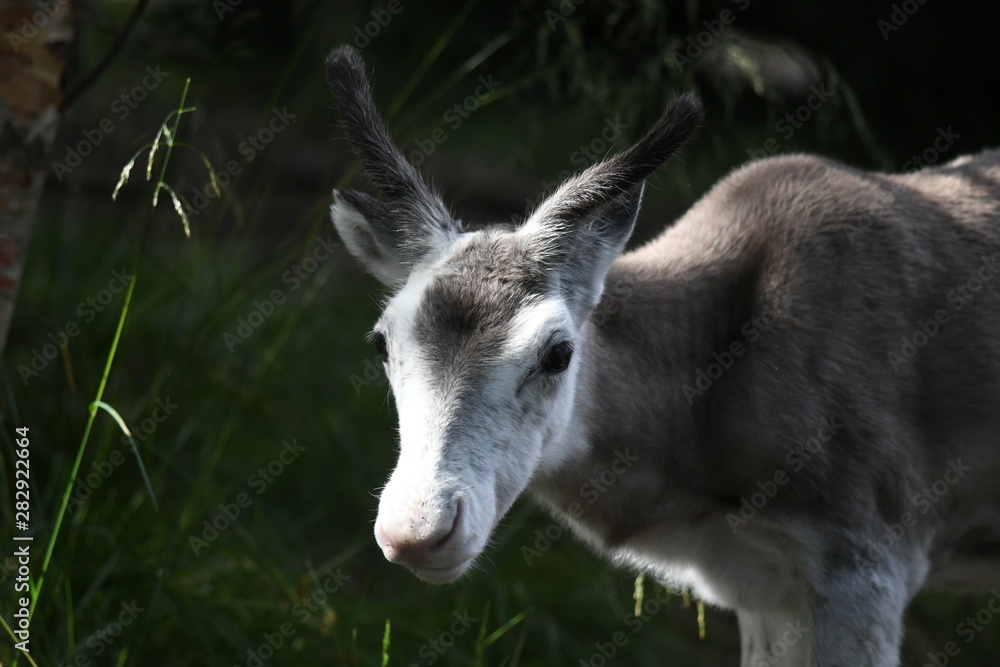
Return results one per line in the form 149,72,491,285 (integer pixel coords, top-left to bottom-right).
569,183,644,311
520,94,702,319
331,189,411,287
534,183,645,319
326,45,460,284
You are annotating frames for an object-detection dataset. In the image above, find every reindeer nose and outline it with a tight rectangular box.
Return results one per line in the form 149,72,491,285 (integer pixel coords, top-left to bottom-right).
375,499,463,568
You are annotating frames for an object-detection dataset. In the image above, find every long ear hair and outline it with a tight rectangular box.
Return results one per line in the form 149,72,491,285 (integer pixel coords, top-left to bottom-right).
519,95,702,318
325,46,460,266
526,94,703,240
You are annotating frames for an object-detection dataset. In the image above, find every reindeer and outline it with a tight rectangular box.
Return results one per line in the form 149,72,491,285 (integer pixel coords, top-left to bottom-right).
324,45,1000,666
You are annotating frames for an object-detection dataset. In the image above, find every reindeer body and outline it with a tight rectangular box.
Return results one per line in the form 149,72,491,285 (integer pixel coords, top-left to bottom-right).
324,45,1000,665
530,152,1000,663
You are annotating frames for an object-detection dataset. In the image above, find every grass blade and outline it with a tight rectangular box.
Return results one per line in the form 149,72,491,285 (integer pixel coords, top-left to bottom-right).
481,610,530,650
381,618,391,667
90,400,159,511
28,274,137,620
396,29,516,130
385,0,481,122
0,615,40,667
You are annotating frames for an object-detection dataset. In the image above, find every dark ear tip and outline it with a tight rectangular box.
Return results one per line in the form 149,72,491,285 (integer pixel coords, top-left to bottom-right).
335,188,364,207
337,188,391,218
672,92,704,123
324,44,366,86
650,92,703,148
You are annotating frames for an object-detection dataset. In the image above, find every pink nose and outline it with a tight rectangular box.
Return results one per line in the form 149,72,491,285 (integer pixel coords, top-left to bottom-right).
375,499,463,569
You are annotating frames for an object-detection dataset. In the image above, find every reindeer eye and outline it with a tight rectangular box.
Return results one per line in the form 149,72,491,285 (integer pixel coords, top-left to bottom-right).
373,332,388,361
541,341,573,374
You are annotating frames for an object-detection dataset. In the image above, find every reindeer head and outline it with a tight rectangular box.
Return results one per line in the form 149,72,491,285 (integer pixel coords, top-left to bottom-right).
325,46,701,583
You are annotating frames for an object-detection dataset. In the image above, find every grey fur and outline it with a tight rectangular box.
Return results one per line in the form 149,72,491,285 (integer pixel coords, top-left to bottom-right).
326,47,1000,666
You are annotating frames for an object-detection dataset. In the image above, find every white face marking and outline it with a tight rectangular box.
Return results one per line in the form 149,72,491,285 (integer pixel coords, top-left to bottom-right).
502,299,569,360
372,231,588,582
377,231,478,334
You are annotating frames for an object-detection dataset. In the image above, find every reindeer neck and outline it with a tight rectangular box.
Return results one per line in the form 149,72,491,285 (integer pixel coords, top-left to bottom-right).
529,239,759,544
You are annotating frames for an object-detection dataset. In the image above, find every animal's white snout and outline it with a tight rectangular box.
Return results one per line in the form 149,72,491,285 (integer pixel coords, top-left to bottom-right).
375,497,461,560
375,493,475,582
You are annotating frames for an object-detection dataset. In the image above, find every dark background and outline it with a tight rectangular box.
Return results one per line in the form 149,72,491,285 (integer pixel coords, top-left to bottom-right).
4,0,1000,665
